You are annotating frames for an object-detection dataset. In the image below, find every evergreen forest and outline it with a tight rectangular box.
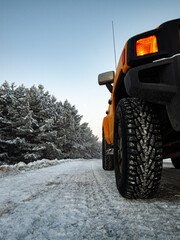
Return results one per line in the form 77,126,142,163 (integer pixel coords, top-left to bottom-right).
0,81,101,165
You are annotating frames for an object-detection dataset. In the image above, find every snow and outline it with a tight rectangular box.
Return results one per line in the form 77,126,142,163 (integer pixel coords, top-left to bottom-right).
0,158,172,179
0,159,75,178
0,137,26,145
0,159,179,240
0,82,101,164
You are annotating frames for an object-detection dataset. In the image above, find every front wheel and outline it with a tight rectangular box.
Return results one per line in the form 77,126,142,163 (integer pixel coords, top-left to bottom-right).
114,98,163,199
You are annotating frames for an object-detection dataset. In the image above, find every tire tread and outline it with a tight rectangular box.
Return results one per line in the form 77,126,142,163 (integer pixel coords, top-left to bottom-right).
114,98,163,199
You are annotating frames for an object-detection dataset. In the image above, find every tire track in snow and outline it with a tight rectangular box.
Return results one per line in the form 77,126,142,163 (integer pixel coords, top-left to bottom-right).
0,159,179,240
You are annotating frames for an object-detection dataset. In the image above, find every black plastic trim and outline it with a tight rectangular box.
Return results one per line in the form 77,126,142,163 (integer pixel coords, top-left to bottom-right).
124,55,180,131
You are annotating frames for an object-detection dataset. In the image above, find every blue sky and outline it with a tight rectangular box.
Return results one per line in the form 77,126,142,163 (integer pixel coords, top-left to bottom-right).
1,0,180,140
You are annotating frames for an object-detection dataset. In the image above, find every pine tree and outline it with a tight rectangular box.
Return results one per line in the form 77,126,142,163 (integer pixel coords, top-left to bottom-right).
0,81,101,164
0,82,15,164
28,85,59,160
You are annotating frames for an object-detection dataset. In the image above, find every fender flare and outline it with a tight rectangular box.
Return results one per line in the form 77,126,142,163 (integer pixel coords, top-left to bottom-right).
103,116,111,145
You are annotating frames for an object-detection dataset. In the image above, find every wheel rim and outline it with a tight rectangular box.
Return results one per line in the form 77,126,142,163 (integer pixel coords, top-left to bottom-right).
117,122,123,176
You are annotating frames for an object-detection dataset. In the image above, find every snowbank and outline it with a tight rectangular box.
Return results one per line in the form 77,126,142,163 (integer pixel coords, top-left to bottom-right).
0,158,172,178
0,159,75,178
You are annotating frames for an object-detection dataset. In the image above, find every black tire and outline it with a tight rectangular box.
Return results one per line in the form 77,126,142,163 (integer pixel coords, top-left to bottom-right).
171,157,180,169
102,131,114,170
114,98,163,199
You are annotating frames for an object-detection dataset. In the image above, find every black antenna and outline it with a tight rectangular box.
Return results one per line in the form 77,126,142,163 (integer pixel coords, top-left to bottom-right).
112,21,117,70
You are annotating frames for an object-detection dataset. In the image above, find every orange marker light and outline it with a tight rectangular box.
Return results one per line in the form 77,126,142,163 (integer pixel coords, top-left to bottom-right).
136,35,158,56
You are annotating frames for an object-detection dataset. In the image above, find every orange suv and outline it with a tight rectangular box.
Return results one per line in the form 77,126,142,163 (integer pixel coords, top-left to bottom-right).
98,19,180,199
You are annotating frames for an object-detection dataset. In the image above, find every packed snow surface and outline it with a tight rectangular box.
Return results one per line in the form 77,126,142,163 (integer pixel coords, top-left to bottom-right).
0,159,179,240
0,159,75,178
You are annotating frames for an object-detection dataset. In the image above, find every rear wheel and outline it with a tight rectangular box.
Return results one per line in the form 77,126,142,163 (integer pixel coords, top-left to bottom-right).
171,157,180,169
114,98,163,199
102,131,114,170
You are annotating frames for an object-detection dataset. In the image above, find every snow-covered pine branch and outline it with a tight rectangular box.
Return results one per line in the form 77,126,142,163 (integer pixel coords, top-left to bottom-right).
0,81,101,165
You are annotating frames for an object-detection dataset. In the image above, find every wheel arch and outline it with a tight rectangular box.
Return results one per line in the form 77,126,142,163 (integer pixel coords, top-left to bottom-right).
114,71,129,110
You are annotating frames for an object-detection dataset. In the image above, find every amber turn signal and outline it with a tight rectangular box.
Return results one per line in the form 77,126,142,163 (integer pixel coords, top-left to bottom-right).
136,35,158,56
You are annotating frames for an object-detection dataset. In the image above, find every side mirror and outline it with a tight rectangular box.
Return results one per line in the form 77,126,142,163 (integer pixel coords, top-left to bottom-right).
98,71,115,86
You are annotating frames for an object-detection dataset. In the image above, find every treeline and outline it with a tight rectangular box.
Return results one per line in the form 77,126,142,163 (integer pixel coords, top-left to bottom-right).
0,81,101,165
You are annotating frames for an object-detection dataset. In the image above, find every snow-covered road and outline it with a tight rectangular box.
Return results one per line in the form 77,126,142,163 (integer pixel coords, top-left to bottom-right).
0,159,179,240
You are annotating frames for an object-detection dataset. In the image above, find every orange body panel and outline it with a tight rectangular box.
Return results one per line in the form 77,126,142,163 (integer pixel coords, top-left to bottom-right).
103,42,130,144
103,116,111,144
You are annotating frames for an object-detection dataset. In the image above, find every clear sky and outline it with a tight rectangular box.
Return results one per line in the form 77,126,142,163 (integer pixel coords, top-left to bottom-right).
1,0,180,140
